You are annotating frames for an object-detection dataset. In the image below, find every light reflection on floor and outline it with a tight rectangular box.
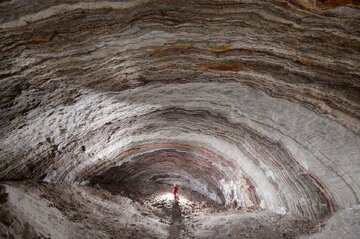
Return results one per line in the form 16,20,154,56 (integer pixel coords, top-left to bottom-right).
156,193,189,204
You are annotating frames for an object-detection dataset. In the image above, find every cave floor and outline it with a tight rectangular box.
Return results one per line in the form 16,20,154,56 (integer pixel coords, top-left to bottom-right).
0,181,332,239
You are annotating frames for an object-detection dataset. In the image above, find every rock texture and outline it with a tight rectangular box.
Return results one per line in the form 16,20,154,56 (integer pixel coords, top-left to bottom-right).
0,0,359,238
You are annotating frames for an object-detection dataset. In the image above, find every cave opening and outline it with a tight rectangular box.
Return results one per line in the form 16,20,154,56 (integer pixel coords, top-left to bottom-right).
85,145,256,214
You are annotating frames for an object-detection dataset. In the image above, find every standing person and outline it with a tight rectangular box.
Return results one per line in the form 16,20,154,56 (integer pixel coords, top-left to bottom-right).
172,183,179,200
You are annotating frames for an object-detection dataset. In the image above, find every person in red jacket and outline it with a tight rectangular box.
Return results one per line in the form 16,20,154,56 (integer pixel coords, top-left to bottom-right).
172,183,179,200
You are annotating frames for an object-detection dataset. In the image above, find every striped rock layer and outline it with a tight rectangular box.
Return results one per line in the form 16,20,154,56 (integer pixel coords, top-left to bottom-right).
0,0,359,237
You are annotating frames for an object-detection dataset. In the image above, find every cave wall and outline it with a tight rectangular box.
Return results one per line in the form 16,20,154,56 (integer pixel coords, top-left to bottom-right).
0,0,359,230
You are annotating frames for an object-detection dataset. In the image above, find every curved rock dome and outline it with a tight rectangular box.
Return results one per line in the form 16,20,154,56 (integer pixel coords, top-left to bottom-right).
0,0,359,238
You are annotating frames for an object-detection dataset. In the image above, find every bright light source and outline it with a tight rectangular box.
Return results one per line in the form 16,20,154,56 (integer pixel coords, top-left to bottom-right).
156,193,189,204
158,193,173,201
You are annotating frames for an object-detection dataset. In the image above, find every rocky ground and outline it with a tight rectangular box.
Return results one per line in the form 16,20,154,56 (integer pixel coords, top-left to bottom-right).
0,180,333,239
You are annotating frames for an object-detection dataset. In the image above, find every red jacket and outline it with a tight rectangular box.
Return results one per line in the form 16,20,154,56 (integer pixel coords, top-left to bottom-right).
173,185,178,194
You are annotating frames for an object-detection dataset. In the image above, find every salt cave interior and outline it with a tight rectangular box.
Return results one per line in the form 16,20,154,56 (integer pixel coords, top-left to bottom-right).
0,0,360,238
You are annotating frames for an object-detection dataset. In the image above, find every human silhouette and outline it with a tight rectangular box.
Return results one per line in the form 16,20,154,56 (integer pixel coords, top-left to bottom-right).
172,183,179,200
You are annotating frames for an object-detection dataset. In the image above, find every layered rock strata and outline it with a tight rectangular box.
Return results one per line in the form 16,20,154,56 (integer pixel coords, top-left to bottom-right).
0,0,359,238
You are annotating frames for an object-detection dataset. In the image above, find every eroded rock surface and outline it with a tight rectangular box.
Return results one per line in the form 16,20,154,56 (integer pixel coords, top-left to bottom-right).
0,0,359,238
